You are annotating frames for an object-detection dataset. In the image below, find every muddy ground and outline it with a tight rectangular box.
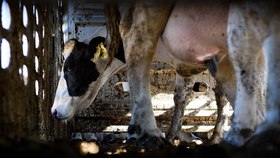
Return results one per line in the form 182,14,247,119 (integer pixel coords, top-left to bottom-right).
1,129,280,158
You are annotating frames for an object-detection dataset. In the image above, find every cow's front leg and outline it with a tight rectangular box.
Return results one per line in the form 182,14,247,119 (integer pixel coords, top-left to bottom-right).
119,1,174,149
223,4,264,146
128,60,166,148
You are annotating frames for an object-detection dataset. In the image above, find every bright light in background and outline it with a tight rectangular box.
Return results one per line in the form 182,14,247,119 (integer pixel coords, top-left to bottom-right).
23,5,28,27
35,9,39,25
42,26,45,38
62,23,68,43
1,0,11,29
80,142,99,155
22,34,28,56
1,38,11,69
152,93,174,109
19,65,28,85
1,1,42,97
42,90,45,99
186,96,210,109
104,125,128,132
34,31,39,48
35,80,39,95
20,65,28,77
42,69,45,79
62,14,69,43
35,56,39,72
1,1,11,69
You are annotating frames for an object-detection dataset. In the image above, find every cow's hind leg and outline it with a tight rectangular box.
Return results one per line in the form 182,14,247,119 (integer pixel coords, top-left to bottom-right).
166,73,203,145
208,81,230,144
166,73,189,143
167,65,228,145
205,59,230,145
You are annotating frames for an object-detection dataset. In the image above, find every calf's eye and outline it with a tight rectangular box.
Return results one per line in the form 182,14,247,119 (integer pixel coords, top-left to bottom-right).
65,66,72,72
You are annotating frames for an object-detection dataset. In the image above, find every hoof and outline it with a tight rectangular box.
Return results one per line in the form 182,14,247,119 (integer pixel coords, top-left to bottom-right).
206,134,222,145
125,137,137,147
240,126,280,157
177,132,204,147
245,127,280,148
137,133,173,150
255,122,280,135
223,128,253,147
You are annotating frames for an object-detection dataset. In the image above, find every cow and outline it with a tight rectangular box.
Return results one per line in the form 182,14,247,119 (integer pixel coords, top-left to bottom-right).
51,0,266,148
224,1,280,147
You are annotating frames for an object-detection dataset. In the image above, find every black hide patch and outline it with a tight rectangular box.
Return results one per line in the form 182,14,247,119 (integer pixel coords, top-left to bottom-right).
63,36,125,96
88,36,106,58
64,39,100,96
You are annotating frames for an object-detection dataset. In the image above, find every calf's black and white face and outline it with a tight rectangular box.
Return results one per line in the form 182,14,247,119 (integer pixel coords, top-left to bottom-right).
51,36,109,120
63,40,100,96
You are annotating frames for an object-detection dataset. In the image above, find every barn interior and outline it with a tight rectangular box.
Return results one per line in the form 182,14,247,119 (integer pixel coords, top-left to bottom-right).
0,0,279,157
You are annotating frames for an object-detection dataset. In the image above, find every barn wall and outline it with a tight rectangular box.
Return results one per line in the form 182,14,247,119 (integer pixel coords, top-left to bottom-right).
0,0,67,141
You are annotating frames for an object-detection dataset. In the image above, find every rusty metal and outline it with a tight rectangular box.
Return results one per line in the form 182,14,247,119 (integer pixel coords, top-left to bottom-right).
0,0,66,141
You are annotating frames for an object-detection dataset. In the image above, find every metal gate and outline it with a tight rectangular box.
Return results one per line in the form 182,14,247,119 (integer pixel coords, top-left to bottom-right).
0,0,66,141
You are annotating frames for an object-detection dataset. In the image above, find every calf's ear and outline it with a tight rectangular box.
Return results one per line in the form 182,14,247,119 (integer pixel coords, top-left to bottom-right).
63,39,77,59
91,42,109,63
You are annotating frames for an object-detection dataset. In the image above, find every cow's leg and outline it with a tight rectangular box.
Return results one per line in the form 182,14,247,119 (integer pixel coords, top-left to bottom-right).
223,4,264,146
208,80,230,144
205,59,231,145
214,55,237,144
257,20,280,133
166,73,193,143
120,1,174,149
167,67,229,145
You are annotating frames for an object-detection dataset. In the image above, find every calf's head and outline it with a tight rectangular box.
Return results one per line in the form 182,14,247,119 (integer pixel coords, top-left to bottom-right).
51,36,125,120
64,37,105,96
